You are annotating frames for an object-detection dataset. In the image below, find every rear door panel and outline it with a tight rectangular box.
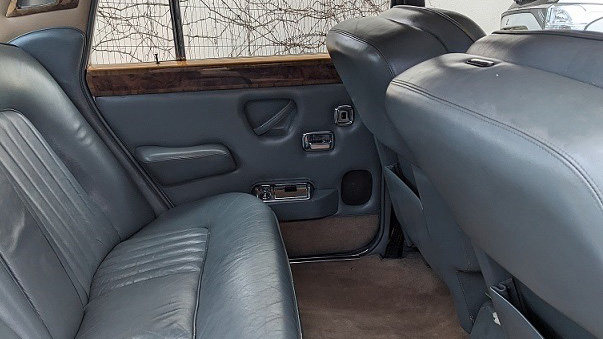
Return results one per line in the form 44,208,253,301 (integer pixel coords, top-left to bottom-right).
89,58,384,258
97,84,380,213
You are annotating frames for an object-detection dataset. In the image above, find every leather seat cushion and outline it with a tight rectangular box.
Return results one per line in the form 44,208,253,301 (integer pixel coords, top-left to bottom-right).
77,193,301,339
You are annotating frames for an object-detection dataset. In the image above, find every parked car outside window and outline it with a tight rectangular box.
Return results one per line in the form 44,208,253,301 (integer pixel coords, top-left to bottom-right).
501,0,603,32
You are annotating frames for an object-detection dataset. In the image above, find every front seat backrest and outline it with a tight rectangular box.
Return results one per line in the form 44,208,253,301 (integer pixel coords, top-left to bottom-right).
327,6,487,333
385,31,603,338
326,6,485,158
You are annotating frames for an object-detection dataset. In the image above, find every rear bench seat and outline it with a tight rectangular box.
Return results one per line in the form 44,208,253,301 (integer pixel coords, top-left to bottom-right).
0,43,301,338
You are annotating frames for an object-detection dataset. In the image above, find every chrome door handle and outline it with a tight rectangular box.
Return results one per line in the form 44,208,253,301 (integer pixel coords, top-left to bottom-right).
302,131,334,151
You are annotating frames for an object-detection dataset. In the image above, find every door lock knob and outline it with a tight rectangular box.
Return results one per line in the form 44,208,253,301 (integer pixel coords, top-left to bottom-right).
334,105,354,126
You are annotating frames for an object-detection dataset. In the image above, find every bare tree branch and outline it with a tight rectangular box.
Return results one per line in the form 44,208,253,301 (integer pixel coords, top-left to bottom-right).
90,0,388,64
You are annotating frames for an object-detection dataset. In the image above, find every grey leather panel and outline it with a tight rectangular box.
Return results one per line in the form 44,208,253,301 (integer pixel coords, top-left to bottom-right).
136,144,237,185
97,85,381,218
0,43,154,238
326,6,484,158
78,273,202,339
386,51,603,337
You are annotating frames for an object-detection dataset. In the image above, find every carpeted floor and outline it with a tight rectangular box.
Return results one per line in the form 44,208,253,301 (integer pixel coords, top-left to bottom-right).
291,254,468,339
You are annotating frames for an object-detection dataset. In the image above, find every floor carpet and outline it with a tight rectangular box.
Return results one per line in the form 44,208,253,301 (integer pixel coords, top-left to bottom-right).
291,254,469,339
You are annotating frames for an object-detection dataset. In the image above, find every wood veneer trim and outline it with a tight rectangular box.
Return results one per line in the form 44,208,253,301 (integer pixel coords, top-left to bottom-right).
87,53,333,72
87,54,342,96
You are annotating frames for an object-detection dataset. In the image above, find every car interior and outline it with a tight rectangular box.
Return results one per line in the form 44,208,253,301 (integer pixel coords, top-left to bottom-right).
0,0,602,338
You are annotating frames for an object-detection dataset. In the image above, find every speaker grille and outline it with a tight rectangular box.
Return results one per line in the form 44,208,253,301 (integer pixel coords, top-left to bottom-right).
341,170,372,206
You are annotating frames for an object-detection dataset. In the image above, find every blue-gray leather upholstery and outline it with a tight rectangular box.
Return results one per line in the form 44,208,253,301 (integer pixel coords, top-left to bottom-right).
326,6,485,159
0,42,301,338
386,31,603,338
326,6,487,331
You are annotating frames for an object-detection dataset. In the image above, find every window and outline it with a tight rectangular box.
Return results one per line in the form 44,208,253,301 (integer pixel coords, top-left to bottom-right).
425,0,514,34
90,0,390,65
90,0,175,64
425,0,603,34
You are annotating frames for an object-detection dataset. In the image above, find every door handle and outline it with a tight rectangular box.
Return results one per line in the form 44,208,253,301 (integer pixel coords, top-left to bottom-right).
302,131,334,151
253,100,296,135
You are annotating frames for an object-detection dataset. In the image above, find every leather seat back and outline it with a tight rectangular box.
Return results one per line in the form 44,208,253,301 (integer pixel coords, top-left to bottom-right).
386,31,603,338
0,43,154,338
327,7,488,332
0,43,154,237
326,6,485,158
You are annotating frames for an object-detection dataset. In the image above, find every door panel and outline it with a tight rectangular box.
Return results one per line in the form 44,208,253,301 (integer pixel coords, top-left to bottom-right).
96,84,381,216
89,57,384,258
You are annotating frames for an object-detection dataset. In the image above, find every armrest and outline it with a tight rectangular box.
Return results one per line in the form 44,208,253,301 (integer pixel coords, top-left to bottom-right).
136,144,236,185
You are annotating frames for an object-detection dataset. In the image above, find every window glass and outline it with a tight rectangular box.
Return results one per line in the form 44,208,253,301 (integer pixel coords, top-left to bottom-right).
425,0,514,33
90,0,176,64
90,0,389,64
501,1,603,33
426,0,603,34
180,0,390,59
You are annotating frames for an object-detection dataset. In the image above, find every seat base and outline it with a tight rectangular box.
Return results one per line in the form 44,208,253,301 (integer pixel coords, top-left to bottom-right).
77,193,302,339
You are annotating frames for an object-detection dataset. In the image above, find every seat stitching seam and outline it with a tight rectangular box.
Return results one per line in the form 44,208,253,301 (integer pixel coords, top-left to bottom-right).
95,254,204,286
99,242,206,270
3,118,109,272
464,52,602,88
0,137,94,297
92,263,202,297
88,271,201,303
104,235,206,264
117,227,205,245
192,230,209,339
14,113,98,218
391,80,603,213
455,270,473,322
